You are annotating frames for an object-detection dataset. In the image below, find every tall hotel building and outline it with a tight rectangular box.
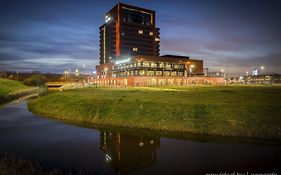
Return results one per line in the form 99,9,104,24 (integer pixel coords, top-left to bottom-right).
99,3,159,64
95,3,224,86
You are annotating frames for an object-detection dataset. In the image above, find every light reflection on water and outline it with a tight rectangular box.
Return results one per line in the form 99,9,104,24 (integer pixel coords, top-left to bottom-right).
0,100,280,174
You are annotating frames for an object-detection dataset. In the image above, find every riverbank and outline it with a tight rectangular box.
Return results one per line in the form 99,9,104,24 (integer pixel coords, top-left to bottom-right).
0,78,44,105
28,86,281,140
0,154,79,175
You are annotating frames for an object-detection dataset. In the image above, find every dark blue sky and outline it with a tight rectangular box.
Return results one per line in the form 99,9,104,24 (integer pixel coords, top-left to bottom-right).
0,0,281,75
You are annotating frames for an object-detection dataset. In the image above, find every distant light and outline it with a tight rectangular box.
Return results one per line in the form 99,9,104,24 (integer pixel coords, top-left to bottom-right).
138,30,143,34
221,69,224,72
239,76,243,80
261,66,264,70
252,69,258,76
92,71,96,74
75,69,79,76
190,65,194,68
139,142,144,147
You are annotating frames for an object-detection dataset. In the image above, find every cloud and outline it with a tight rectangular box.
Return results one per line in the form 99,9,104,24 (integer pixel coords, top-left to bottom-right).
0,0,281,74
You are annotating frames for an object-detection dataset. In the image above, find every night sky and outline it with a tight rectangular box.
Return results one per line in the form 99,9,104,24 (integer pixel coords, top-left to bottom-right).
0,0,281,75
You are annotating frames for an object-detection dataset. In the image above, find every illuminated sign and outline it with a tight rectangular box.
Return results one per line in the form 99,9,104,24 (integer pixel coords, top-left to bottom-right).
115,58,131,65
105,15,112,23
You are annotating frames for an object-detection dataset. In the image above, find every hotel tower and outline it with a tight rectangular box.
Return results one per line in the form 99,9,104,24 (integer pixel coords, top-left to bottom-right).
95,3,224,86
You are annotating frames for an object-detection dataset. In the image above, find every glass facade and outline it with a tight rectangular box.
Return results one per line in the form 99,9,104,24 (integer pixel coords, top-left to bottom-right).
122,8,152,26
112,60,186,77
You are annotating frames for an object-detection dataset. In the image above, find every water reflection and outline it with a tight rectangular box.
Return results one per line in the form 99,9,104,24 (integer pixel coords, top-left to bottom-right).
100,130,160,174
0,101,281,175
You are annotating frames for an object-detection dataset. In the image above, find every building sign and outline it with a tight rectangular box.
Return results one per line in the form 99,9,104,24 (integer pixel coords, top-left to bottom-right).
105,15,112,23
115,58,131,65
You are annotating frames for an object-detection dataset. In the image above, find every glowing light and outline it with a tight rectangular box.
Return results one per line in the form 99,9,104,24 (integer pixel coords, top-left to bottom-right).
138,30,143,34
115,58,131,65
105,15,111,23
106,154,112,161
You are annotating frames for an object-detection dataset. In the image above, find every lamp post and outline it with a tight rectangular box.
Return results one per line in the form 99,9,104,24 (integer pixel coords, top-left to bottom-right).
261,66,264,73
261,66,265,84
16,70,19,80
221,68,224,76
75,69,79,82
64,70,67,82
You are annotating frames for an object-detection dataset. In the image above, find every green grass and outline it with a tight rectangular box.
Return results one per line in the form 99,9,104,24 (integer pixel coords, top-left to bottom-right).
28,85,281,140
0,154,84,175
0,78,30,104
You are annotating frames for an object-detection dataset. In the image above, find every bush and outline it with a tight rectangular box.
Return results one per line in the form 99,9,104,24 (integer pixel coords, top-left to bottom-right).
24,74,45,87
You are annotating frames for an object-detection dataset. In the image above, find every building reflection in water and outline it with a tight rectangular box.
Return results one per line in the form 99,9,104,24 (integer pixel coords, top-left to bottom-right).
100,130,160,174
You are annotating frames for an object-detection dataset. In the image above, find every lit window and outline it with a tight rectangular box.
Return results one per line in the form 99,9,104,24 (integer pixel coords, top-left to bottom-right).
149,32,153,36
155,38,160,42
138,30,143,34
133,47,138,51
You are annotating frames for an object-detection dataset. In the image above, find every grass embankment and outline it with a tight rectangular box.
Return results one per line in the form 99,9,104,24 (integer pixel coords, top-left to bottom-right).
28,86,281,140
0,154,84,175
0,78,30,104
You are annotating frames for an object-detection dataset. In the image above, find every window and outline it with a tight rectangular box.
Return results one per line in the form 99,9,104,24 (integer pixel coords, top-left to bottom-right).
155,37,160,41
149,32,153,36
138,30,143,34
133,47,138,51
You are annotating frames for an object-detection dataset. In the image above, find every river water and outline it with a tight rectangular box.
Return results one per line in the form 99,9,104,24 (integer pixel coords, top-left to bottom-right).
0,100,280,174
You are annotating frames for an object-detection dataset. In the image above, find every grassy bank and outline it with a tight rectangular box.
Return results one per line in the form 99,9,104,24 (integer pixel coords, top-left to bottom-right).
0,154,85,175
0,78,30,104
28,86,281,140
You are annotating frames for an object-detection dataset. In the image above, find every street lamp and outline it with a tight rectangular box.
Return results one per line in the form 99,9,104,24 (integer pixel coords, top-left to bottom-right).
261,66,264,74
64,70,68,82
221,69,225,79
75,69,79,82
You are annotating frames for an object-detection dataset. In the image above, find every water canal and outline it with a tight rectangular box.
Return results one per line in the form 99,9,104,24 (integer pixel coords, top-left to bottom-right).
0,100,280,174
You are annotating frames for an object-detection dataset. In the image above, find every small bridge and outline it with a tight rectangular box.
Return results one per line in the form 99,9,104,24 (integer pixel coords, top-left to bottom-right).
46,82,70,90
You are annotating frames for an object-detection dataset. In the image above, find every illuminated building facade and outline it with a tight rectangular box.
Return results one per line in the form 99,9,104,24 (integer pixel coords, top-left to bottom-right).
97,55,203,78
95,3,224,86
243,72,281,84
99,3,160,64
